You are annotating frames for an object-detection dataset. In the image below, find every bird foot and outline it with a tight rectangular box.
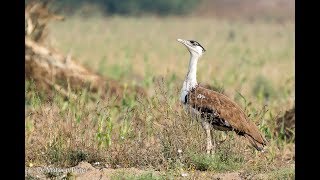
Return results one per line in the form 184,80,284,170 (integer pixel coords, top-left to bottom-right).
206,145,216,154
206,149,216,154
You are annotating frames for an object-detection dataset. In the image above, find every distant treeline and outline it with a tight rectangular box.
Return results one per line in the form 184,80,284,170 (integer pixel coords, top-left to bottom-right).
25,0,294,20
26,0,199,16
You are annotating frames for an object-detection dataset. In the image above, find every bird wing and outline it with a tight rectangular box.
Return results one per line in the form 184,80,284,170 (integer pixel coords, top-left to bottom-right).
185,85,267,149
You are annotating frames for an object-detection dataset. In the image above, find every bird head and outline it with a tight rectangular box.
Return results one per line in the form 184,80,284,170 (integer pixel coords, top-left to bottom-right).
177,39,206,57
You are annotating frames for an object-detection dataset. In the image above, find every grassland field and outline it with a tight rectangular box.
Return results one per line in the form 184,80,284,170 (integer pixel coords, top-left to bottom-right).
26,15,294,179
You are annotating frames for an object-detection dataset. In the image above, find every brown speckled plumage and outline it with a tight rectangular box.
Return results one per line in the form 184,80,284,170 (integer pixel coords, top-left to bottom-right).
177,38,267,152
185,85,267,151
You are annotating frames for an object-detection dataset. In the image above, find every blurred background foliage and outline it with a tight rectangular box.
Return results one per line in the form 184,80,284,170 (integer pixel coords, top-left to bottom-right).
49,0,197,15
25,0,294,21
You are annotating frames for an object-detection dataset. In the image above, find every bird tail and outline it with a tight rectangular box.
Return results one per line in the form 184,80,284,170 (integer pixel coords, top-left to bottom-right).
244,126,268,151
244,134,266,151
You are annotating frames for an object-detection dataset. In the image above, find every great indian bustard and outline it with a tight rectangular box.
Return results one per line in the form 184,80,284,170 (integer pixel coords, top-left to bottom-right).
177,38,267,154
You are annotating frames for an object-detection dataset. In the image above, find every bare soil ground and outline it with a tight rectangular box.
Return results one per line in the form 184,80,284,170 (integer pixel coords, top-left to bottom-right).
25,161,241,180
26,161,294,179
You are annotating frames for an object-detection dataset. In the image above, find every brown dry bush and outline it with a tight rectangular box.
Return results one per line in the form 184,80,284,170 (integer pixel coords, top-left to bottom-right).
25,0,146,101
275,106,295,141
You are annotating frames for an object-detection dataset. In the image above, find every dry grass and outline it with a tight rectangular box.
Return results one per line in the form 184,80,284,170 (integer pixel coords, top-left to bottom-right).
26,15,294,178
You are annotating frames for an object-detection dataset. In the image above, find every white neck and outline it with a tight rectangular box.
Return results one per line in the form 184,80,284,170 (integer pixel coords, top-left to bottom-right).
180,54,199,103
185,55,198,88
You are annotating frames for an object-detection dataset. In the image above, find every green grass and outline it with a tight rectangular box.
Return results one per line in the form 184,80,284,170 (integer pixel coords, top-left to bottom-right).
188,151,244,172
48,16,294,107
25,174,40,180
268,167,295,179
26,15,294,178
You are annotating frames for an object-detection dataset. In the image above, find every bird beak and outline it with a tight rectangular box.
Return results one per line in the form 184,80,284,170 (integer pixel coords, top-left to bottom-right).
177,38,190,49
177,38,186,45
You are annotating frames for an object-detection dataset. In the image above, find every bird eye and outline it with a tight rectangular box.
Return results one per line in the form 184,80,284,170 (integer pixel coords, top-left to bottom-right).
190,41,198,45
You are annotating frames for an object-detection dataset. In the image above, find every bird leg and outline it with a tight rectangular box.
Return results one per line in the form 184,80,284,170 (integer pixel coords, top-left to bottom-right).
201,121,214,154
